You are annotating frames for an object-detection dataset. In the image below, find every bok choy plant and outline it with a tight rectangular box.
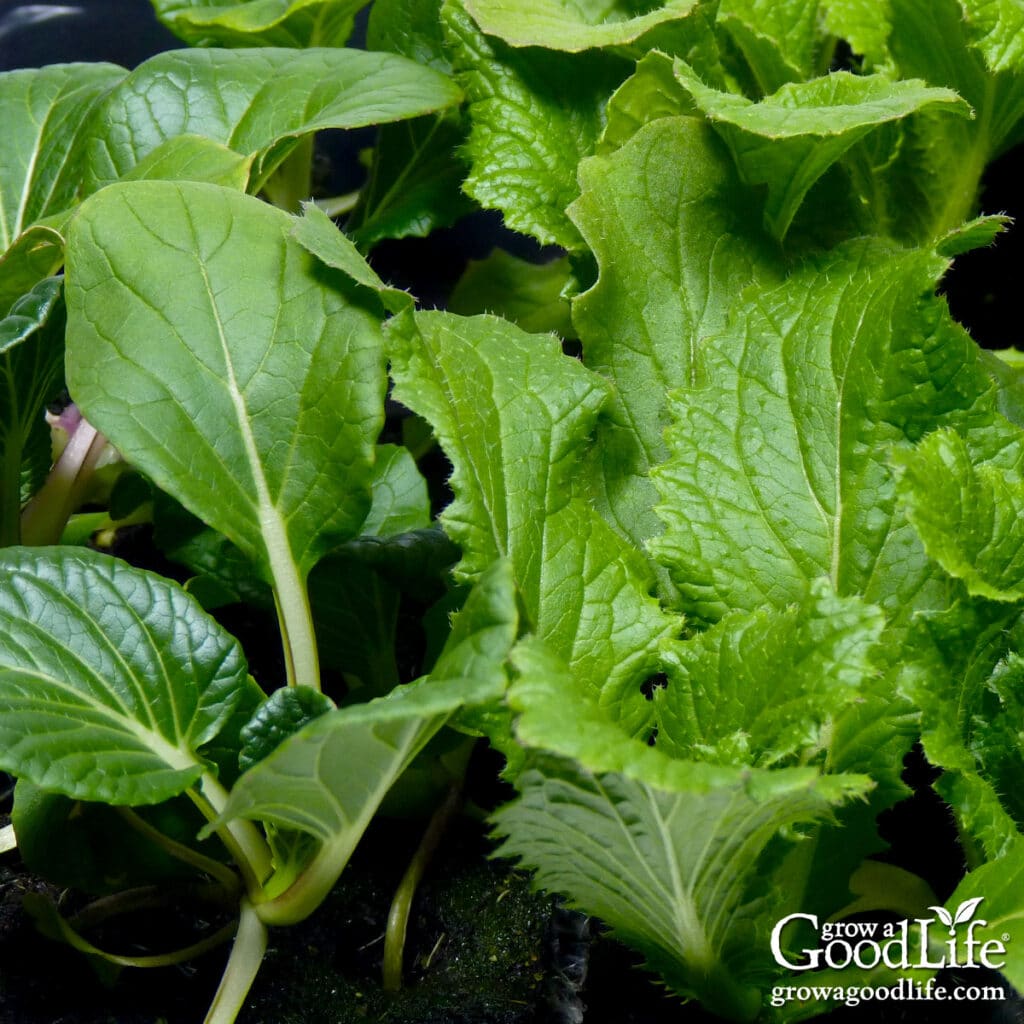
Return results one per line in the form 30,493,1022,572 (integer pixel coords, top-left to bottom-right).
3,0,1024,1021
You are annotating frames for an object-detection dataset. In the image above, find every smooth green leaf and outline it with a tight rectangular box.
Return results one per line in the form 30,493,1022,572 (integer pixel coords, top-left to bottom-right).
461,0,702,51
0,63,124,254
151,0,364,48
651,240,993,626
388,309,679,735
663,59,969,239
217,562,516,923
82,48,462,193
0,225,66,319
448,250,574,337
292,201,413,312
0,546,251,805
895,422,1024,601
823,0,893,68
120,134,254,190
0,277,65,546
499,640,870,1020
66,181,386,599
443,0,627,249
656,581,885,767
571,112,781,575
346,114,474,251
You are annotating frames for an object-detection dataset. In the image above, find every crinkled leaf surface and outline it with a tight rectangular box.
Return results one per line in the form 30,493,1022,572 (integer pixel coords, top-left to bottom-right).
0,63,124,254
388,309,679,735
443,0,627,249
0,277,65,543
498,639,871,1020
651,240,993,626
895,422,1024,601
151,0,364,48
461,0,701,51
571,110,781,571
65,181,386,596
0,546,250,805
216,562,516,920
82,48,461,192
656,582,885,767
664,59,968,239
960,0,1024,74
904,601,1024,860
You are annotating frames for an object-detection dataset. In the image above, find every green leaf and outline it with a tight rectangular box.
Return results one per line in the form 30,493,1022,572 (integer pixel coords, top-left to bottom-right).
0,546,251,805
151,0,365,48
0,277,65,546
935,213,1011,256
65,180,384,582
656,581,885,767
367,0,451,70
498,640,871,1021
895,422,1024,601
571,110,781,578
82,48,462,193
663,59,969,239
291,201,413,313
0,225,66,320
943,838,1024,992
443,0,628,249
387,309,679,735
460,0,702,51
448,250,574,337
239,686,336,770
651,240,994,626
346,114,474,250
216,561,516,924
904,600,1024,860
0,63,124,254
960,0,1024,74
65,181,387,687
120,134,254,190
718,0,829,92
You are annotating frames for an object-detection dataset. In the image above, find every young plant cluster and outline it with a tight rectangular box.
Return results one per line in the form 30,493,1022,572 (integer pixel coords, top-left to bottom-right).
2,0,1024,1021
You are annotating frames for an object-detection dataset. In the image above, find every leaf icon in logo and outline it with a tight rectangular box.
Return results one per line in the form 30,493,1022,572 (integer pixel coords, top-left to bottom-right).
929,905,955,935
953,897,984,926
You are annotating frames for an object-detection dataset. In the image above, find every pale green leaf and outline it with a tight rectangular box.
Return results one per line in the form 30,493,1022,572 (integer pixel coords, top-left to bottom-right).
152,0,364,48
65,181,386,602
291,201,413,313
498,640,870,1019
718,0,828,91
656,581,885,767
448,250,574,337
82,48,462,193
651,240,993,626
443,0,627,249
665,60,969,239
0,546,251,805
0,63,124,253
216,562,516,921
120,134,254,190
0,277,65,546
895,423,1024,601
935,213,1011,256
571,111,781,575
960,0,1024,74
822,0,893,68
461,0,702,51
388,309,679,734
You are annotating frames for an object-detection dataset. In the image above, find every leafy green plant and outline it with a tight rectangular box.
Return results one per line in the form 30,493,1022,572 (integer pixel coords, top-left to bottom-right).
4,0,1024,1022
